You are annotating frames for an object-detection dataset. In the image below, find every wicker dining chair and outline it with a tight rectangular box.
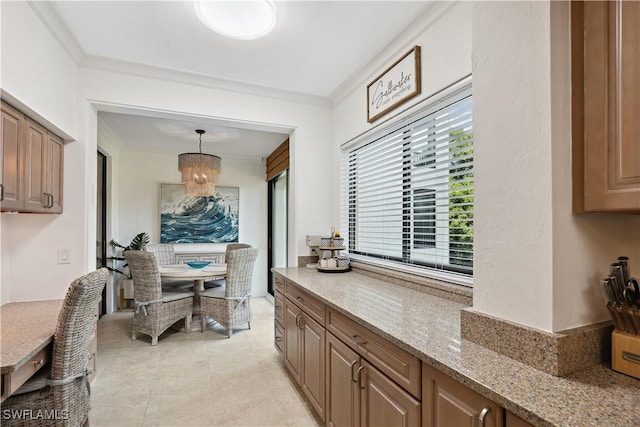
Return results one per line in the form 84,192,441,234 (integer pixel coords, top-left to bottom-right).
200,247,258,338
205,243,251,289
1,268,109,427
125,251,194,345
145,243,192,290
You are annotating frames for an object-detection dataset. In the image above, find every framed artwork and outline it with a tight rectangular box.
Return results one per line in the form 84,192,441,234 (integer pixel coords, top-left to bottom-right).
367,45,421,123
160,183,239,243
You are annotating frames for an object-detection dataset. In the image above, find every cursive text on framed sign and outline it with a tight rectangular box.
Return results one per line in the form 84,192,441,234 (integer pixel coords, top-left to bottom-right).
367,46,421,123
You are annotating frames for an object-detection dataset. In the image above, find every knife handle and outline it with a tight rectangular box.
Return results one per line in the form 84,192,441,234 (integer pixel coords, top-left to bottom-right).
606,302,623,331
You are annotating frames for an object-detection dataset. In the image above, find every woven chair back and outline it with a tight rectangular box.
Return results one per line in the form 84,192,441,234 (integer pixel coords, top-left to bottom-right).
51,268,109,381
225,247,258,299
225,243,251,262
145,243,177,267
125,251,163,302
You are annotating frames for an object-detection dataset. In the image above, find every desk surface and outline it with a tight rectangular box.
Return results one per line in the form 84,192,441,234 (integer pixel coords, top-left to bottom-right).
0,300,63,374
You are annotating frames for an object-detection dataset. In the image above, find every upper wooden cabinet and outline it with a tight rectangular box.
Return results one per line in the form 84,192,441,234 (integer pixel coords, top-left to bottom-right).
572,1,640,213
1,101,64,213
1,102,24,211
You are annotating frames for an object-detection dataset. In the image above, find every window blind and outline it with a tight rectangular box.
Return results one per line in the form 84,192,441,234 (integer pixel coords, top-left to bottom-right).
342,85,473,284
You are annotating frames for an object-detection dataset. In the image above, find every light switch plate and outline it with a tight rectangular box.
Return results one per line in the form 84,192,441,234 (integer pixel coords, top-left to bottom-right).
58,248,71,264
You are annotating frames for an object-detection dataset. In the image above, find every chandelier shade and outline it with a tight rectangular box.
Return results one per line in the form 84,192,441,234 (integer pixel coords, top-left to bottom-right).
178,130,222,197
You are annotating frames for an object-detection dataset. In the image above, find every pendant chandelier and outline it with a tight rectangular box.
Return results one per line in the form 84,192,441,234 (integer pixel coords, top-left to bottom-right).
178,129,221,197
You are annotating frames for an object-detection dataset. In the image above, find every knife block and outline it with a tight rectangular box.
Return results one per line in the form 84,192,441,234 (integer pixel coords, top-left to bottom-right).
611,331,640,380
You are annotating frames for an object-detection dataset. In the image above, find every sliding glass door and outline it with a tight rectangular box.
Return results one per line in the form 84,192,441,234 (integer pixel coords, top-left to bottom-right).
268,170,288,295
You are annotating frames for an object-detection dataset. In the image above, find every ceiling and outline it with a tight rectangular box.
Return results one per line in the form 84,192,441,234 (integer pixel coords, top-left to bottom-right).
49,1,429,158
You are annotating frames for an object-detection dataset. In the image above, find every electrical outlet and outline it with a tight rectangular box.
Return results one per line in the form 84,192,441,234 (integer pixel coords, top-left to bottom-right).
58,248,71,264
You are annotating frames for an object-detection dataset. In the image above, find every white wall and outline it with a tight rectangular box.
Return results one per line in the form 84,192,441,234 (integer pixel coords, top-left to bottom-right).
333,2,472,145
472,1,640,332
79,68,334,270
0,1,86,304
114,148,269,296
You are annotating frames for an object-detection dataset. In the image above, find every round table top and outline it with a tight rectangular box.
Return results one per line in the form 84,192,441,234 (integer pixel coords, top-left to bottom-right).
158,264,226,279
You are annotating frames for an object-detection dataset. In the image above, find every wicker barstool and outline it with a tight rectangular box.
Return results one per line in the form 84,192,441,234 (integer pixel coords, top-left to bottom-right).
1,268,109,426
200,247,258,338
204,243,251,289
125,251,194,345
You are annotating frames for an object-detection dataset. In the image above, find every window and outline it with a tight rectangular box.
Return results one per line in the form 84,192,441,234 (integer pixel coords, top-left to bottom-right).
343,85,473,284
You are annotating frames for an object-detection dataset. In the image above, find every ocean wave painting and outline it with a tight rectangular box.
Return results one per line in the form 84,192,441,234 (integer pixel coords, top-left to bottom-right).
160,184,239,243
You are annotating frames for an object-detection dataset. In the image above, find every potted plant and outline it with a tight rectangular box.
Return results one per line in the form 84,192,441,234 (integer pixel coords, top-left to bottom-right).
108,232,150,304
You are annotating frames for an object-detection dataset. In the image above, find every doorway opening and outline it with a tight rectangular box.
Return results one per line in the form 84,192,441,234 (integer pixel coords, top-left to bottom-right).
96,150,107,316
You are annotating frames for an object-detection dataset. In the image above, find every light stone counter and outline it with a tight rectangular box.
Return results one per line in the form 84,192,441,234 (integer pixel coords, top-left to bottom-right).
1,300,63,373
273,267,640,427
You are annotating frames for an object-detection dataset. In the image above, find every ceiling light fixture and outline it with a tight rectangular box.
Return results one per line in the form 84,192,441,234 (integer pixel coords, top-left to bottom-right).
193,0,276,40
178,129,222,197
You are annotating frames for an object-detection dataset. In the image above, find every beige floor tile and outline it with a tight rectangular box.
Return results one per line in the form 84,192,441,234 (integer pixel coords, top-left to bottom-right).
89,297,321,427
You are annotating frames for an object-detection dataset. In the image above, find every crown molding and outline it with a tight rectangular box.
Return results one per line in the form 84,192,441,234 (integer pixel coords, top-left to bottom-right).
81,55,332,108
27,0,85,64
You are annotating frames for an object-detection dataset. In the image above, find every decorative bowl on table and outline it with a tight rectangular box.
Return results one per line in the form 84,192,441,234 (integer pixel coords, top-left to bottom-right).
185,261,211,269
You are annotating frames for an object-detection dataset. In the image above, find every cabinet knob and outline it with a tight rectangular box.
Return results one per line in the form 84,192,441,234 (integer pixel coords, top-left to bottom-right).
275,336,282,342
351,334,367,346
0,183,4,202
32,359,44,367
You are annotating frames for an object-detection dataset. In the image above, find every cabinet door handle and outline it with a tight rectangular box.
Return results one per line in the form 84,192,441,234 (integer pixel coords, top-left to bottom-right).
48,193,54,208
298,315,305,330
0,183,4,201
356,366,365,389
275,336,282,342
351,334,367,346
295,314,300,328
349,360,358,383
479,407,491,427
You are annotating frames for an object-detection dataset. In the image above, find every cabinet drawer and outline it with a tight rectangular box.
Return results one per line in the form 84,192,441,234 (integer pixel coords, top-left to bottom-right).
274,291,285,325
327,309,421,398
274,274,285,294
9,344,51,396
285,282,325,325
274,321,284,353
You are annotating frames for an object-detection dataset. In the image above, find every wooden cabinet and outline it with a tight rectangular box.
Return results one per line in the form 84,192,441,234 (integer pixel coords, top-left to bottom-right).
423,363,503,427
326,308,421,427
326,333,420,427
505,412,535,427
1,101,64,213
283,294,326,420
326,333,360,427
572,0,640,213
1,102,24,211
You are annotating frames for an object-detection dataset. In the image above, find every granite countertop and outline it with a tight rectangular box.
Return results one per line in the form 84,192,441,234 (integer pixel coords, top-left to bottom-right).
0,300,63,373
273,267,640,427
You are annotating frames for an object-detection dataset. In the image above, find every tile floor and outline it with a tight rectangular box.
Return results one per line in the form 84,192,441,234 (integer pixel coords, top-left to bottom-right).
89,297,323,426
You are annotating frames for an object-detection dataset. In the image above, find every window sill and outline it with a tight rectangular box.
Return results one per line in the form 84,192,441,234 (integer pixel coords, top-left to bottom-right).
350,260,472,306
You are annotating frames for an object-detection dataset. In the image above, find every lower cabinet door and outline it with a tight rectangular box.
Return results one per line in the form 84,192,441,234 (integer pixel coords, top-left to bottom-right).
301,314,325,421
423,363,503,427
361,360,421,427
326,333,360,427
283,300,302,384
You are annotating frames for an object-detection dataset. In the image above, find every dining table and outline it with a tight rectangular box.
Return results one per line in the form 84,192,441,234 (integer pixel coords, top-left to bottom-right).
158,264,226,331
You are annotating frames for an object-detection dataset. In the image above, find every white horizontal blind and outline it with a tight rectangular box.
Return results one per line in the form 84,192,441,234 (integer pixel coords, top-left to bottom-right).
344,85,473,283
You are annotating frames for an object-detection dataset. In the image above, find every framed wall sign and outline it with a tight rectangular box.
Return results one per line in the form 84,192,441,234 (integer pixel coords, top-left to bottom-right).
367,46,421,123
160,183,239,243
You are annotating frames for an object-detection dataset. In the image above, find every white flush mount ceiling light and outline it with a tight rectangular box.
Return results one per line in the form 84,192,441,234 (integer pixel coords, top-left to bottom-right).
194,0,277,40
